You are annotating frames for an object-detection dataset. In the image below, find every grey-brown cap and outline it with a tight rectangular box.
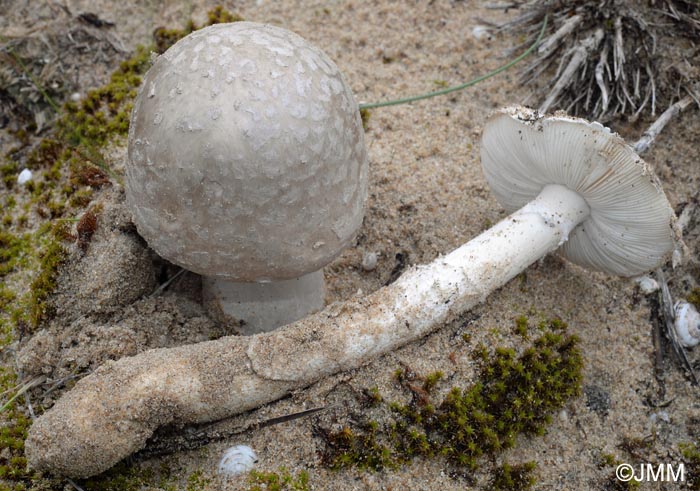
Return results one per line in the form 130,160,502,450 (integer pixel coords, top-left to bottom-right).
126,22,368,281
481,106,679,277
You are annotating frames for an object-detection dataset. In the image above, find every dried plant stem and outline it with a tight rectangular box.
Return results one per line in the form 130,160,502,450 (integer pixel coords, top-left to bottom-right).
537,14,583,59
634,95,694,154
539,28,604,114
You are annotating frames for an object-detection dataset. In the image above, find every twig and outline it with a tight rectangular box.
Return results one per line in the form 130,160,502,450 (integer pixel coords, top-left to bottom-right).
537,14,583,59
0,377,44,412
66,478,85,491
539,28,604,113
613,17,625,81
150,268,186,297
485,2,523,9
594,43,610,116
633,95,694,154
136,406,327,458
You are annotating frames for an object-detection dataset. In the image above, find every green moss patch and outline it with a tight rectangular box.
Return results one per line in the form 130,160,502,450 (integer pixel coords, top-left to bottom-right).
319,318,583,474
490,461,537,491
246,468,310,491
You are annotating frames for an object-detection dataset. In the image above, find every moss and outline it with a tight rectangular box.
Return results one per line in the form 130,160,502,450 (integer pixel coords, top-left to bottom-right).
320,320,583,473
186,470,212,491
681,442,700,490
69,187,95,208
154,6,243,54
80,462,157,491
688,288,700,310
0,231,31,277
247,467,310,491
323,424,397,471
0,286,17,311
208,6,244,24
490,461,537,490
76,205,101,252
363,385,384,406
514,315,529,338
26,139,63,170
422,370,444,393
1,160,19,189
0,368,42,488
598,453,641,490
26,228,68,329
4,195,17,210
58,44,151,151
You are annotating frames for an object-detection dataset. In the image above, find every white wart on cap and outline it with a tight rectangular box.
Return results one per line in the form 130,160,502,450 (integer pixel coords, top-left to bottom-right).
126,22,368,332
481,106,678,277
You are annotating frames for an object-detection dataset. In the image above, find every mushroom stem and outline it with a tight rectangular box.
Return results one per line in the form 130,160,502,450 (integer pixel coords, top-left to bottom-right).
203,271,326,334
25,184,591,478
416,184,589,305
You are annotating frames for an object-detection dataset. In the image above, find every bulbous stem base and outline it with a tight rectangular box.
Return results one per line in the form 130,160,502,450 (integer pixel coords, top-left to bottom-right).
203,270,325,335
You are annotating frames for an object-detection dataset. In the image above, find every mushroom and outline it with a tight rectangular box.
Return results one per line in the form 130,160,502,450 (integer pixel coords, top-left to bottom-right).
479,106,677,278
25,107,678,477
126,22,368,334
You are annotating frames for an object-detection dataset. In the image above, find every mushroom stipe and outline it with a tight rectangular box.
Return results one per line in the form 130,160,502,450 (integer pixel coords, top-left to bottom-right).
25,106,678,478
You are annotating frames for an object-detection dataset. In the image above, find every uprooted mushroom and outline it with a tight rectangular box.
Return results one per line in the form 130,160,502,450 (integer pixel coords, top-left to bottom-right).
25,106,679,477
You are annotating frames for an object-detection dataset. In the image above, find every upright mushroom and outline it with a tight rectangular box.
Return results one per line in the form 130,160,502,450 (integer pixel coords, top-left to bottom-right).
127,22,368,334
26,107,678,478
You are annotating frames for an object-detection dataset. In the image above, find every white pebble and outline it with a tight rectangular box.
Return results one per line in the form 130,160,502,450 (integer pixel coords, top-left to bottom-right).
17,169,33,185
471,25,492,40
361,252,378,272
674,300,700,348
218,445,257,476
634,276,659,294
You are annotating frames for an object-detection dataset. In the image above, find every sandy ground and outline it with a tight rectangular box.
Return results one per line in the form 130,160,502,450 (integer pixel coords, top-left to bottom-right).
3,0,700,490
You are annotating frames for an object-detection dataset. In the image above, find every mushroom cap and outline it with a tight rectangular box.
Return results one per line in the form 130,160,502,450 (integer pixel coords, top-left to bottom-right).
126,22,368,281
481,106,679,277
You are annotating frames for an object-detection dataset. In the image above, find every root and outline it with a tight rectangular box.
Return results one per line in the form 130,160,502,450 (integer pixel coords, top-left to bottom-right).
633,95,694,154
501,0,699,120
539,28,603,114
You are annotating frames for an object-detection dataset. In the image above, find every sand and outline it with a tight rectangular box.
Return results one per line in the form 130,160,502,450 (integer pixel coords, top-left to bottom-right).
2,0,700,489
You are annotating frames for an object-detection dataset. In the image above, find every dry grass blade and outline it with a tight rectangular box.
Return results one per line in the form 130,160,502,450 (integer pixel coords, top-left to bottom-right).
0,376,44,412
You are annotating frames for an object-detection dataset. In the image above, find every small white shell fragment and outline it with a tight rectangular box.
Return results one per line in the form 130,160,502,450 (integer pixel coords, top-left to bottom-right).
674,300,700,348
471,25,491,40
17,169,33,185
361,252,378,272
634,275,659,295
218,444,257,476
